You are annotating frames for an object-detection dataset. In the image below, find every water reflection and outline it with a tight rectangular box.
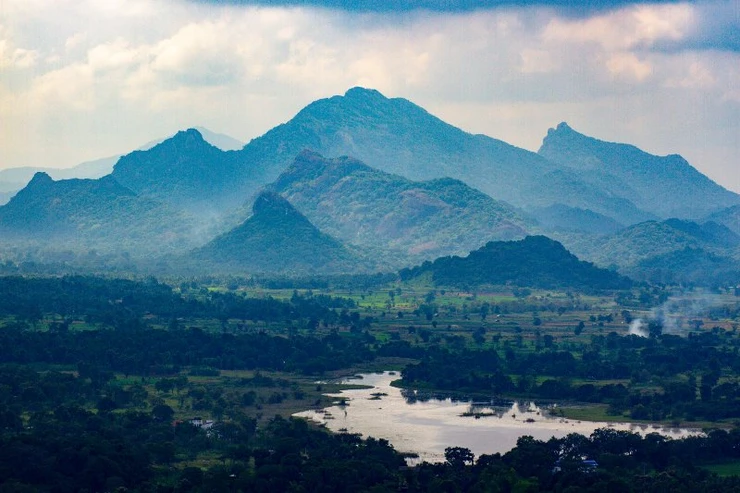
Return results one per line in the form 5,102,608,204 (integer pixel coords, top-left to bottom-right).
294,372,700,464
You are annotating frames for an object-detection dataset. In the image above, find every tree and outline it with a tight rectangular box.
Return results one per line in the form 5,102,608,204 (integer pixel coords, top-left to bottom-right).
445,446,475,467
152,403,175,422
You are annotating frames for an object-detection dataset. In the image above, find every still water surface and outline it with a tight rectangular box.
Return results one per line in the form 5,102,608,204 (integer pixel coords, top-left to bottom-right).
294,372,699,463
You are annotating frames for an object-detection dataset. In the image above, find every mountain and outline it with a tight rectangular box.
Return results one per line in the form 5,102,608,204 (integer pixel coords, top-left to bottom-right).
636,247,740,286
240,88,651,224
538,122,740,220
0,172,196,255
137,126,245,152
705,205,740,235
531,204,625,235
267,150,532,261
399,235,631,290
192,191,361,274
111,129,245,213
560,219,740,281
105,89,672,226
0,127,244,206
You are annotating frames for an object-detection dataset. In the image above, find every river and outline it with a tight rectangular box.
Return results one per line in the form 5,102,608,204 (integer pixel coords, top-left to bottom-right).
293,371,700,463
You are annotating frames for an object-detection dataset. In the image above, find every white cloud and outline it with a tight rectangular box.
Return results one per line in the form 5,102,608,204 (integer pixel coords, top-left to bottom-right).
606,52,653,81
542,3,693,50
0,36,38,69
64,32,87,52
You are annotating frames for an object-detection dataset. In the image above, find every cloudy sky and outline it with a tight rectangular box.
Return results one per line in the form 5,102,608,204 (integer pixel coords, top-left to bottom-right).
1,0,738,191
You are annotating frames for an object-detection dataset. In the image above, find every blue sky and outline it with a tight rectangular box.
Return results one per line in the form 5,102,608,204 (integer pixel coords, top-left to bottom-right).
1,0,738,192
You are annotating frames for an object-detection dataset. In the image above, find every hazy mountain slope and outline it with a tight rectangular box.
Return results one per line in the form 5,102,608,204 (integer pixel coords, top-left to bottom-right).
399,235,631,290
562,219,740,274
0,127,244,206
267,150,532,261
192,191,361,274
103,89,652,225
538,122,740,219
0,172,196,255
112,129,245,213
531,204,625,234
239,88,649,223
636,247,740,285
529,169,655,225
705,205,740,235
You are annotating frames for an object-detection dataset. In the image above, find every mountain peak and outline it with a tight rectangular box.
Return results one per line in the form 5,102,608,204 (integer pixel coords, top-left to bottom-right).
141,127,212,154
28,171,53,186
546,122,578,138
172,128,205,142
193,190,358,273
344,87,386,100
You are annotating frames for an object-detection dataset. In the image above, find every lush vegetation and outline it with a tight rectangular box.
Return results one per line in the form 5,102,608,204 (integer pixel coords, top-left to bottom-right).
1,274,740,491
400,236,632,290
270,150,531,262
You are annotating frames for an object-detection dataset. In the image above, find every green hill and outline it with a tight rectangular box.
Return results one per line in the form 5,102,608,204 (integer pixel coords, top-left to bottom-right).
556,219,740,284
399,235,631,290
636,247,740,285
0,172,195,255
268,150,533,262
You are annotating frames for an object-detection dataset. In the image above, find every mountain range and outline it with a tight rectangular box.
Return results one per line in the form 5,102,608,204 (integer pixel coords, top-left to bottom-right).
267,150,531,262
0,87,738,282
0,127,244,206
558,218,740,284
538,122,739,220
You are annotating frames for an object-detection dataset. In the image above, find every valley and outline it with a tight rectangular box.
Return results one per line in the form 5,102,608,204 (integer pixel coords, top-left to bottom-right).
1,274,740,491
1,87,739,492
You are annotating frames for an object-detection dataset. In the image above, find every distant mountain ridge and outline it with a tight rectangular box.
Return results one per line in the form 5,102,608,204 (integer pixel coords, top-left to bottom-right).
99,88,731,228
2,87,737,285
559,218,740,283
538,122,740,219
0,127,244,206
